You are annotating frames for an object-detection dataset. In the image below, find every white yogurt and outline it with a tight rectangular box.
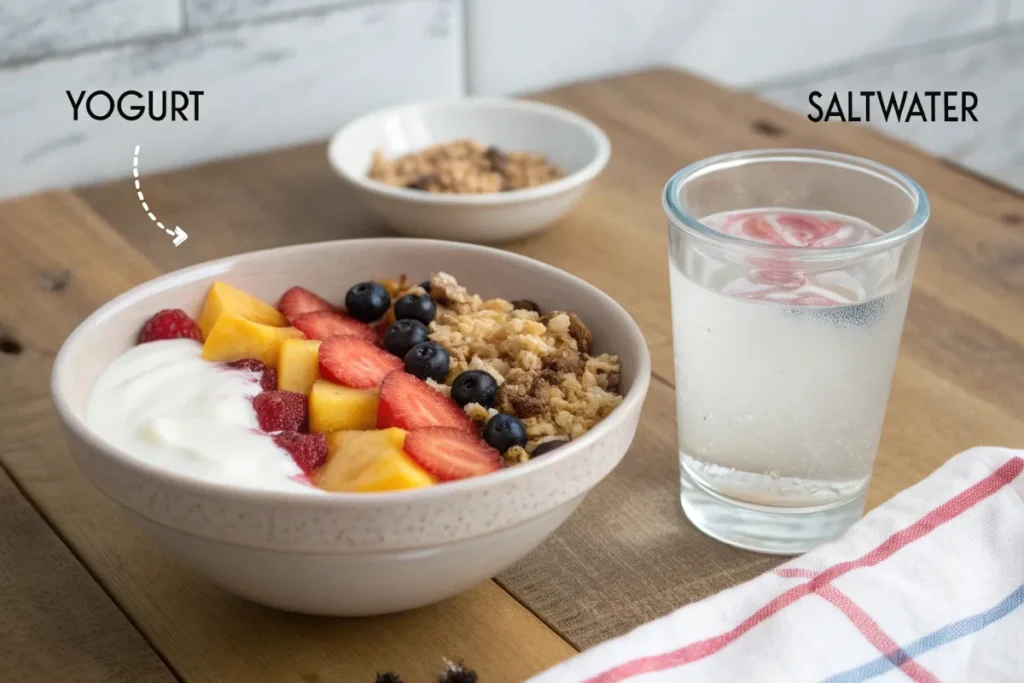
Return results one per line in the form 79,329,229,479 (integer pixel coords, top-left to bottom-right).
86,339,319,493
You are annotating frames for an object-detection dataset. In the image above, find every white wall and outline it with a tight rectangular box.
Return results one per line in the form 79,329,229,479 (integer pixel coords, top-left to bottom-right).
1,0,1022,199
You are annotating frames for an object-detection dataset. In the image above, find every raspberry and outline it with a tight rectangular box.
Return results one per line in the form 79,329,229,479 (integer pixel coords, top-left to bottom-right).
226,358,278,391
253,391,307,432
138,309,202,344
273,431,327,475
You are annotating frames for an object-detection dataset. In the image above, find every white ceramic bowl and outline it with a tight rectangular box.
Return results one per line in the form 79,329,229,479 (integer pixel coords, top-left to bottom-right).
327,98,611,243
52,239,650,616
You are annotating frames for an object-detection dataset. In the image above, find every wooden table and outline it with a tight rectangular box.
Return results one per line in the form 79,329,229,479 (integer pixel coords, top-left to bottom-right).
1,69,1022,683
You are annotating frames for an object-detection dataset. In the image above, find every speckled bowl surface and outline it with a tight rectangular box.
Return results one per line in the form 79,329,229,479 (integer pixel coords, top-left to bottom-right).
52,238,650,615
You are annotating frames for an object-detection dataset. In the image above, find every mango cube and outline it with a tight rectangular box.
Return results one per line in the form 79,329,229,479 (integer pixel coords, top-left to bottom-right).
378,276,407,298
317,428,435,493
309,379,378,433
198,281,287,338
201,313,303,368
278,339,321,394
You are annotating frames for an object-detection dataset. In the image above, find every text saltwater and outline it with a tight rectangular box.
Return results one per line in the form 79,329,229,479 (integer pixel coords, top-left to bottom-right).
807,91,977,123
67,90,204,121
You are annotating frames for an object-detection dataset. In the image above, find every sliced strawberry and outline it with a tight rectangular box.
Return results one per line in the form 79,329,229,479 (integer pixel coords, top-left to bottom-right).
740,215,786,246
377,371,475,433
776,214,841,247
273,431,327,475
404,427,501,481
750,270,806,290
292,310,377,343
318,336,403,389
277,286,337,322
253,390,308,432
138,309,203,344
226,358,277,391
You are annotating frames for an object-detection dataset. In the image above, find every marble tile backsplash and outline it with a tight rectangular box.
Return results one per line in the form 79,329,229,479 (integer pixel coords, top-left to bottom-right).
466,0,1003,93
0,0,461,198
183,0,362,27
760,32,1024,191
1,0,1022,198
0,0,183,64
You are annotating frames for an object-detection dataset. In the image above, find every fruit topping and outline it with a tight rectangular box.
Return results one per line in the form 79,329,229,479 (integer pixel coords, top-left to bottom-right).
253,390,308,432
225,358,277,391
290,310,377,343
382,319,430,359
272,431,327,475
201,313,304,368
738,215,787,246
308,380,379,432
317,428,435,493
450,370,498,408
138,309,203,344
403,427,501,481
393,293,436,325
482,413,527,453
530,438,569,457
344,282,391,323
403,341,450,383
276,339,321,394
419,279,432,294
378,276,408,298
377,371,475,433
318,336,403,389
277,286,336,322
197,281,287,338
775,213,842,246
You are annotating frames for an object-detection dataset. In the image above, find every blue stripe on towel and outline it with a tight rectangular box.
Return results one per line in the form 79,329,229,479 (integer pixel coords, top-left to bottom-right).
822,584,1024,683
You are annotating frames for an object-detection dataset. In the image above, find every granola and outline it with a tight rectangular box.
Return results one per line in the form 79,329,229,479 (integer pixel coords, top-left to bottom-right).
368,139,564,194
405,272,623,462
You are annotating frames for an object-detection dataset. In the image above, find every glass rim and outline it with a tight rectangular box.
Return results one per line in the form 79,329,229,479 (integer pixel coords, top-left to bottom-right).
663,149,930,261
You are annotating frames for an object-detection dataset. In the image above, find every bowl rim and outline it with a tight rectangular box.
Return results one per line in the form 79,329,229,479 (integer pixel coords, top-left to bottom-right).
52,237,651,508
326,97,612,206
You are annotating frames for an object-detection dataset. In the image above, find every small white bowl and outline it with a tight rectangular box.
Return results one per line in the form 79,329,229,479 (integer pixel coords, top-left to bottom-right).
52,239,649,616
327,98,611,243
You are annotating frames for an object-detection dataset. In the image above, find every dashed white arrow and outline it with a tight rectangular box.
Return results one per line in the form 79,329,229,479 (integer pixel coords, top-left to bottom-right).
133,145,188,247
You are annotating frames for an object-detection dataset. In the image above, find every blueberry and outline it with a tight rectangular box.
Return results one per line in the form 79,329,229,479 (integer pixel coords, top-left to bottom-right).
394,293,436,325
419,279,432,293
482,413,527,453
530,439,568,457
403,341,449,382
345,282,391,323
382,319,430,358
450,370,498,408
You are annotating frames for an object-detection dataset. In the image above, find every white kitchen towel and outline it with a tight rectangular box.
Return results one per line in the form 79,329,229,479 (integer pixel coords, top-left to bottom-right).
530,447,1024,683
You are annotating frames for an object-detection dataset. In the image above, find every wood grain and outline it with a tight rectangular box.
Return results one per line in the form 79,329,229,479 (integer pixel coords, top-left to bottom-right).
0,192,576,682
73,66,1024,654
0,467,176,683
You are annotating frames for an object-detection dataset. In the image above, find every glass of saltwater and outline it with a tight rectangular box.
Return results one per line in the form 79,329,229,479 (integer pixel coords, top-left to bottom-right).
664,149,928,554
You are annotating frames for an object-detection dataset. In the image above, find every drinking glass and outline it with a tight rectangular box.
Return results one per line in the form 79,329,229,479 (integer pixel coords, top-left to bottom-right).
664,149,928,554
